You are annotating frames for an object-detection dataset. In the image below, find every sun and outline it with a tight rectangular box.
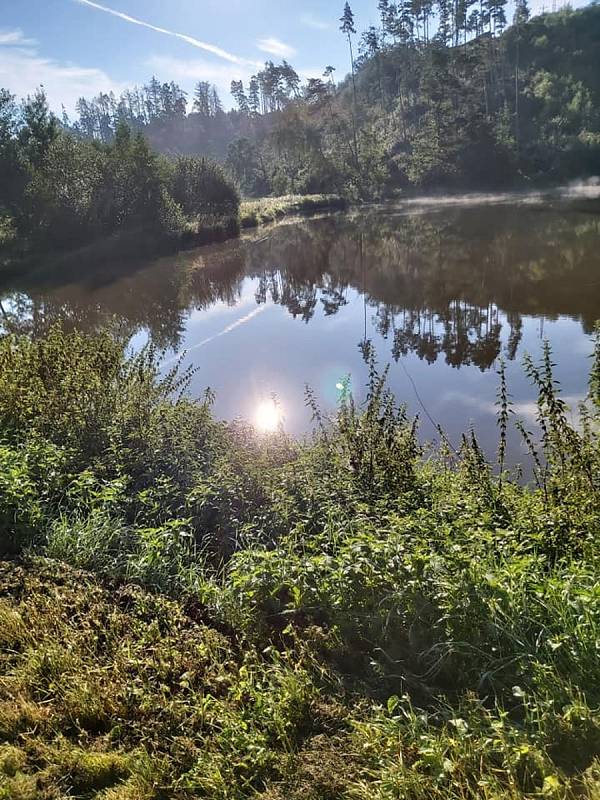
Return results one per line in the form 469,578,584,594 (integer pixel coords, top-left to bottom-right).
254,399,282,432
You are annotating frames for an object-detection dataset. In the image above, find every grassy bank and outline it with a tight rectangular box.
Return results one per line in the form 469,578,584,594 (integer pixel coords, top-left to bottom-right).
182,193,348,243
0,327,600,798
240,194,347,229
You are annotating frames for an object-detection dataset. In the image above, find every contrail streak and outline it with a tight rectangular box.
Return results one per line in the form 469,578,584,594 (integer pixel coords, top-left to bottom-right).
73,0,255,65
163,305,269,366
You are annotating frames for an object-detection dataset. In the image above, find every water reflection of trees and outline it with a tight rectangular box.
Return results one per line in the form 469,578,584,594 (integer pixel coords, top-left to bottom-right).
248,206,599,369
1,203,598,370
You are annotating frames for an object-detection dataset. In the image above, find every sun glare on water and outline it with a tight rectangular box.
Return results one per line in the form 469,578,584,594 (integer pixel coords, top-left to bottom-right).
255,399,282,433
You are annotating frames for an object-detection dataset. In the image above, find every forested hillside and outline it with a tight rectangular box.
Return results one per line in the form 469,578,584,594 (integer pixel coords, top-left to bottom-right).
65,3,600,197
3,1,596,257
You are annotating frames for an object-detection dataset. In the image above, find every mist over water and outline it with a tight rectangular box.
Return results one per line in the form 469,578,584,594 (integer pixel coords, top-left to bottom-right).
1,193,599,470
384,179,600,211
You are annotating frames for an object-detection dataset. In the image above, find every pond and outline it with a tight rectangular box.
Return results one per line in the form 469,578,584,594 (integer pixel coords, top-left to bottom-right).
2,190,600,468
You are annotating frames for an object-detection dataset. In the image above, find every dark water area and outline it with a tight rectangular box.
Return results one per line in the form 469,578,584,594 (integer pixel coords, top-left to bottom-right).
2,191,600,468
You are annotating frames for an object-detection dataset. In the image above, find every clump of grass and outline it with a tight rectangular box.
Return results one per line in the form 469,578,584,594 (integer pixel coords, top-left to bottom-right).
0,601,28,651
0,698,51,741
181,212,240,245
0,772,37,800
240,194,346,228
57,748,132,792
0,745,27,777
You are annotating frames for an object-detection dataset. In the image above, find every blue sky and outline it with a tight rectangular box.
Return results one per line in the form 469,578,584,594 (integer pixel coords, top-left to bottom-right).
0,0,589,113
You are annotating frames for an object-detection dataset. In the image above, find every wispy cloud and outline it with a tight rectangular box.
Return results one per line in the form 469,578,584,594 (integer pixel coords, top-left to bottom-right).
73,0,256,66
0,29,122,112
300,13,332,31
0,29,37,46
257,37,296,59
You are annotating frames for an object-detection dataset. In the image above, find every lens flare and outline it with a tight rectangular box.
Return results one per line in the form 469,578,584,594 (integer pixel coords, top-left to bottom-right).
255,399,281,432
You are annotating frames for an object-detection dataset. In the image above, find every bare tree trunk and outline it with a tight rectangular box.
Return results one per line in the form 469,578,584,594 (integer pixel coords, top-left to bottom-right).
348,34,361,174
515,31,521,162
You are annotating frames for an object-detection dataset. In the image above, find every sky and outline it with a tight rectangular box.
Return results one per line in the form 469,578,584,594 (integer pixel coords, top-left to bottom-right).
0,0,589,114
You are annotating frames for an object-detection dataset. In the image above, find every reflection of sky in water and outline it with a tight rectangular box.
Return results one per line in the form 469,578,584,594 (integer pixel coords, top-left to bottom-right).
167,278,593,469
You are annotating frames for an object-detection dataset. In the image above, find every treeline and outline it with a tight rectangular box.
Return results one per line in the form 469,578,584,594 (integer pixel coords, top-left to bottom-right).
65,3,600,198
64,64,296,161
0,88,239,252
1,3,597,251
71,62,304,140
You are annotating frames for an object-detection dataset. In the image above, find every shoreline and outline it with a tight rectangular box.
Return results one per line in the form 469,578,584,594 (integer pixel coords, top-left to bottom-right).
0,194,348,281
2,183,599,285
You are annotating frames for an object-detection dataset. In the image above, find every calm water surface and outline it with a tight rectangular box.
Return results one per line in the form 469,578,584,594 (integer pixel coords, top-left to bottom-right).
2,192,600,467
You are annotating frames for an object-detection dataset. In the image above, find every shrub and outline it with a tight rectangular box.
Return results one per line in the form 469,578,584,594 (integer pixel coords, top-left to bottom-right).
26,132,105,246
170,156,240,218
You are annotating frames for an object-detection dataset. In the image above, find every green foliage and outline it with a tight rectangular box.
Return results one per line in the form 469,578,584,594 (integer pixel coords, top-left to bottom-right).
230,6,600,197
0,326,599,797
226,137,271,197
0,438,68,555
0,213,15,247
11,5,594,207
26,132,106,245
46,512,205,594
0,92,240,253
17,88,58,170
3,5,597,253
171,155,239,218
0,327,227,558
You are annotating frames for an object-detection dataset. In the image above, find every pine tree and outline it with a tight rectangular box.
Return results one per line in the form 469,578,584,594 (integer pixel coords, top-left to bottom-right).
248,77,260,115
209,87,223,117
193,82,211,117
18,88,59,168
231,81,249,113
513,0,530,159
378,0,391,41
323,66,336,88
340,3,360,169
436,0,452,45
144,76,162,121
514,0,530,25
281,61,301,98
361,27,384,104
340,3,357,71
